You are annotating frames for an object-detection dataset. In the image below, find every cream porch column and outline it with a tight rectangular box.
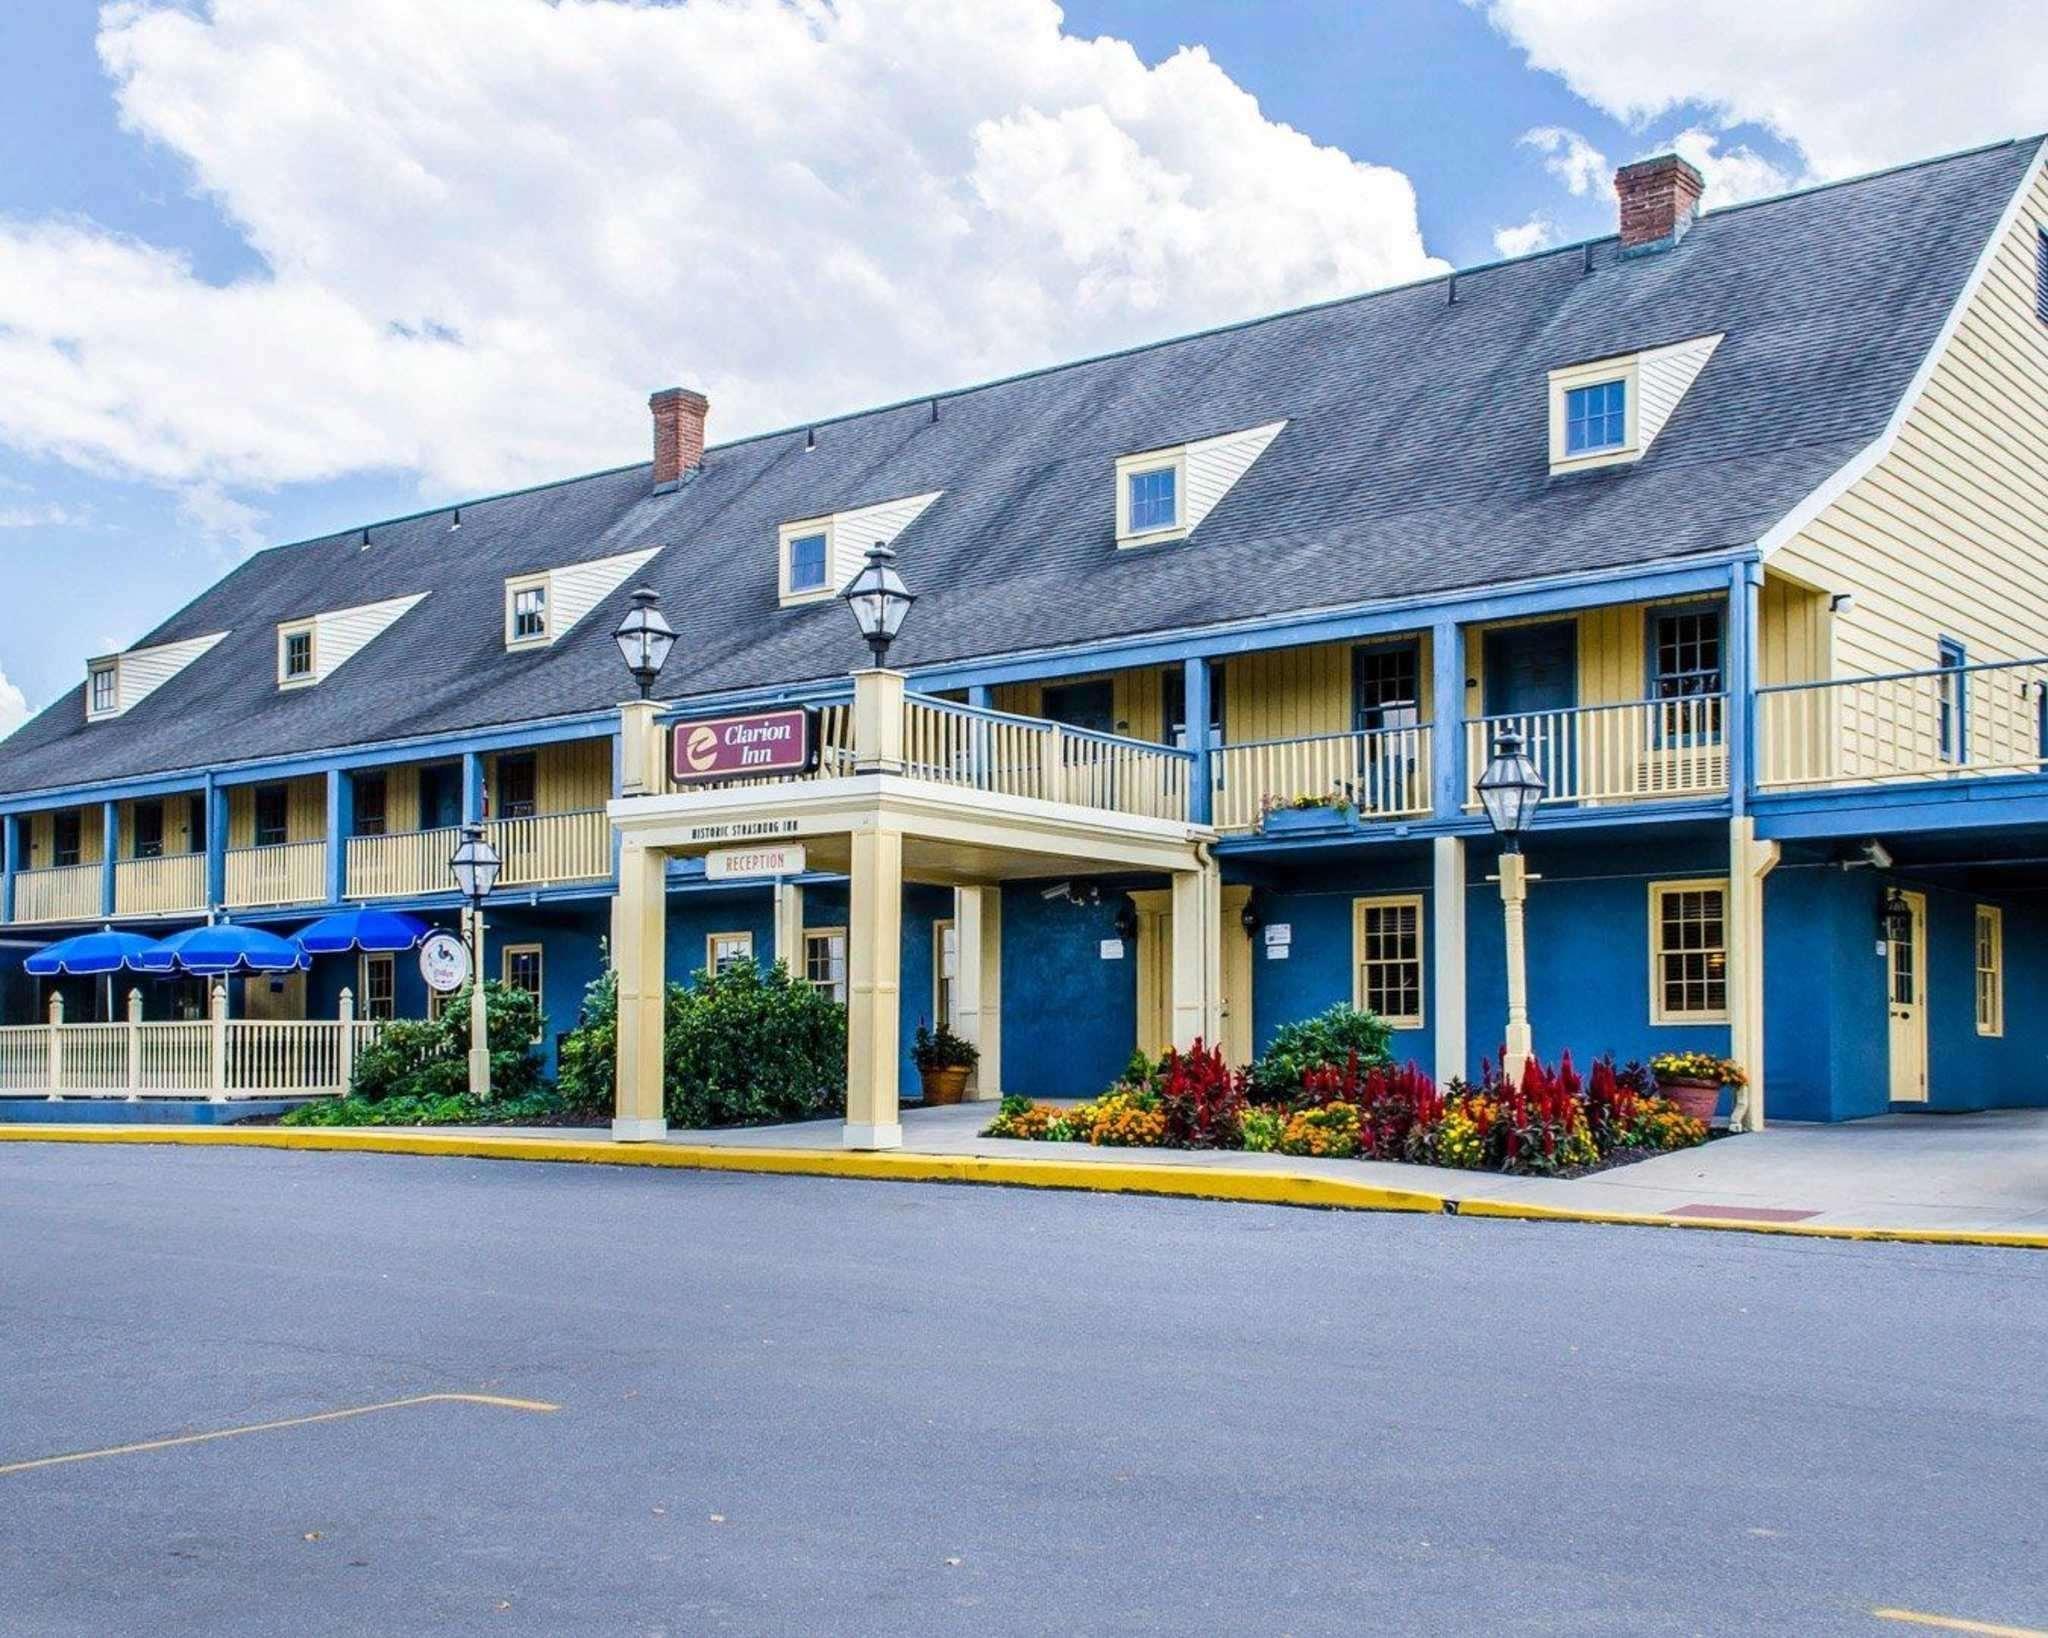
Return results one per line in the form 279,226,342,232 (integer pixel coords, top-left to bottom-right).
1169,854,1223,1049
611,839,669,1141
1725,815,1780,1132
1432,834,1467,1087
773,880,805,975
952,885,1002,1099
845,825,905,1148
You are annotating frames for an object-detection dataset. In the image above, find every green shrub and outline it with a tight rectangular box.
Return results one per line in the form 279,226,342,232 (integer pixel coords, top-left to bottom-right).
555,960,848,1129
912,1021,978,1071
1247,1004,1393,1103
282,1087,571,1128
348,981,543,1104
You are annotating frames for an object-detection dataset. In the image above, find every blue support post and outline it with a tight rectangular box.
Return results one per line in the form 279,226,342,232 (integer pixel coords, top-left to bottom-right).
1728,560,1760,815
1184,656,1213,825
1431,618,1464,819
100,800,118,918
325,769,351,905
205,778,228,914
966,684,994,711
2,812,17,925
461,751,486,826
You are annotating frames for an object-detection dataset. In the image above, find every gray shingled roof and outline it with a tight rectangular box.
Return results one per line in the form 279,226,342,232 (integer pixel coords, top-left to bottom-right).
2,136,2037,797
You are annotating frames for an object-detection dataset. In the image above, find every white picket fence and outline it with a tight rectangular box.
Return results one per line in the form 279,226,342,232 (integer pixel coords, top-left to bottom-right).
0,989,381,1102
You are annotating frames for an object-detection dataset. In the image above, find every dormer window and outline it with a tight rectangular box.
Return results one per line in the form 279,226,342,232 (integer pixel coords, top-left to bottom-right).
88,662,117,718
1114,421,1286,548
278,622,316,686
787,531,829,595
1565,380,1627,456
508,578,549,646
1127,466,1180,534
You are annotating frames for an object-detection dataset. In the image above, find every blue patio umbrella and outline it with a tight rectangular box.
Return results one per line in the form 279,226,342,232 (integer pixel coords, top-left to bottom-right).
23,928,175,977
294,907,432,954
158,923,309,976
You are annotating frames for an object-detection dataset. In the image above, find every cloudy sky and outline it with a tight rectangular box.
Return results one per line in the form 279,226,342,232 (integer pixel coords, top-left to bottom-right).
0,0,2042,731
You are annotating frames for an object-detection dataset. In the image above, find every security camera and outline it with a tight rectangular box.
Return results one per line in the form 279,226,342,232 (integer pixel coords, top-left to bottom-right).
1861,839,1894,871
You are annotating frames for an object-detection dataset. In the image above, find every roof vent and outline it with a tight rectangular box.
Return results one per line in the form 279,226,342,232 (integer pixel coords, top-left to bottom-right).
650,386,710,492
1615,154,1704,255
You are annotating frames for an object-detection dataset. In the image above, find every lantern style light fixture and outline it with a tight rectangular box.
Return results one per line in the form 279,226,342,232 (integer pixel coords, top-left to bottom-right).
614,586,677,699
449,822,502,1102
1475,726,1545,850
1878,886,1914,946
842,542,915,667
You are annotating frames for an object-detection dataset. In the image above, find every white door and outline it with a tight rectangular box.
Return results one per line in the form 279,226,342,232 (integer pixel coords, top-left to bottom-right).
1886,890,1928,1103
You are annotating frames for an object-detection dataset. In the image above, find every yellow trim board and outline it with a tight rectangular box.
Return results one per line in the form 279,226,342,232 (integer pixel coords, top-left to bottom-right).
5,1125,2048,1249
0,1392,559,1479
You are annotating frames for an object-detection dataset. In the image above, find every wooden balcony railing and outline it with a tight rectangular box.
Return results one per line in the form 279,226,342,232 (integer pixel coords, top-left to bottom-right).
346,824,462,899
14,863,103,924
224,841,327,908
900,696,1194,822
493,810,612,888
114,852,206,916
1211,725,1431,832
1758,658,2048,791
1465,696,1728,807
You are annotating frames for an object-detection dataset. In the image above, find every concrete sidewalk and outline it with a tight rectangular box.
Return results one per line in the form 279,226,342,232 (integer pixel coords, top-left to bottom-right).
7,1102,2048,1243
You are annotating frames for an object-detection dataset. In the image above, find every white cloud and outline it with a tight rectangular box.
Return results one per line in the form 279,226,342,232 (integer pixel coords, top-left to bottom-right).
1520,125,1608,195
1666,128,1797,208
1491,216,1557,257
1471,0,2048,180
0,666,28,739
0,501,83,529
0,0,1445,504
176,481,266,552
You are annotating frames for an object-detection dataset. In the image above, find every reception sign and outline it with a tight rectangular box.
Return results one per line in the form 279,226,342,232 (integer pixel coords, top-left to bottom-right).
671,707,817,785
705,843,807,881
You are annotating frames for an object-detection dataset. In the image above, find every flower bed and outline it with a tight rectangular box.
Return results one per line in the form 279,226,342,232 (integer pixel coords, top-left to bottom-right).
984,1035,1709,1178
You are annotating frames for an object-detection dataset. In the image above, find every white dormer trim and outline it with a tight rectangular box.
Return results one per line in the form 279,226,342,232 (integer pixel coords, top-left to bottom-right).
777,492,942,608
85,631,230,721
1547,335,1723,475
1114,420,1287,548
276,593,429,688
502,547,660,650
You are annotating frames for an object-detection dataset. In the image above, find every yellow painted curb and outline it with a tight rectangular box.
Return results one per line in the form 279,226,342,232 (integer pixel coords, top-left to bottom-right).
5,1124,2045,1248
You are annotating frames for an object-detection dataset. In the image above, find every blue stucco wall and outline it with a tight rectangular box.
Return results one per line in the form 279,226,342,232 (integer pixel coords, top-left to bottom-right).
1000,883,1136,1098
1763,867,1888,1122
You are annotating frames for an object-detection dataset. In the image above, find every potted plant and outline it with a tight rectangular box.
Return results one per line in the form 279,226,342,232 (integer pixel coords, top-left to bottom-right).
1650,1051,1745,1125
1258,788,1360,837
912,1021,978,1105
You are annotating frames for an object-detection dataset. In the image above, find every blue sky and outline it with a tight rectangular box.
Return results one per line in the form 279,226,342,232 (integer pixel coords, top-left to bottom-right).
0,0,2036,730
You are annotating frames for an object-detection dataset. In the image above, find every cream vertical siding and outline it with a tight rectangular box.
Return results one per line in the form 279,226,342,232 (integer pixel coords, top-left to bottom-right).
227,777,326,847
1759,572,1830,686
1772,159,2048,674
25,808,104,868
481,738,612,815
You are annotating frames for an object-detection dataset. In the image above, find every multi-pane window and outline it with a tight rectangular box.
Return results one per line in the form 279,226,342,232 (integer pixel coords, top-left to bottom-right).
281,627,314,681
52,810,82,868
2037,228,2048,325
1937,638,1968,763
89,664,117,716
707,931,754,976
1126,466,1179,534
1651,881,1729,1022
787,532,829,594
253,784,290,848
1976,905,2004,1037
1651,607,1724,742
1353,643,1421,731
803,928,847,1004
1564,380,1627,455
133,800,165,860
1353,896,1424,1028
503,946,544,1036
934,920,959,1031
360,953,396,1021
494,754,538,820
354,773,387,837
511,583,548,643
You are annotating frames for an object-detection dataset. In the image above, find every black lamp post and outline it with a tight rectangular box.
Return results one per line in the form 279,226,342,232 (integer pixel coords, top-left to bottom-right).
614,586,677,699
450,822,501,1100
842,542,915,666
1476,726,1546,1073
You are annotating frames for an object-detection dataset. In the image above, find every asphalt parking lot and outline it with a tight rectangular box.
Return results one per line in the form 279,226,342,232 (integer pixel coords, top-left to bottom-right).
2,1141,2044,1636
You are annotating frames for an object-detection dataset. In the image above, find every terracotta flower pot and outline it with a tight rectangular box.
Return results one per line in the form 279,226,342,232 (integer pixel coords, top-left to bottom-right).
1661,1076,1722,1124
919,1064,971,1106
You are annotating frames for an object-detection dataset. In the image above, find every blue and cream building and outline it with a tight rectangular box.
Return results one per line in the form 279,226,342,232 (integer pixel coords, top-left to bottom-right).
5,138,2048,1141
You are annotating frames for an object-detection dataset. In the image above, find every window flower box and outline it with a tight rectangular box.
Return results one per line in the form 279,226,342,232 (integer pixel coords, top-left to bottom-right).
1259,803,1361,838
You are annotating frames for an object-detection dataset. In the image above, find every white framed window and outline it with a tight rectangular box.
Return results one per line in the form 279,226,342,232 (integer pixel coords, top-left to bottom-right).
803,927,847,1004
1352,895,1424,1029
359,952,396,1021
934,919,959,1031
1976,905,2004,1037
707,931,754,975
503,943,545,1037
778,518,837,605
1114,450,1187,545
1649,879,1729,1023
506,574,550,648
278,621,317,686
1549,358,1640,471
427,984,455,1022
87,661,118,719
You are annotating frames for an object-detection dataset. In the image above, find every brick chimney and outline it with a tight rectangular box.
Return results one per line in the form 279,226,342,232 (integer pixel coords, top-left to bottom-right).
650,386,709,491
1615,154,1705,253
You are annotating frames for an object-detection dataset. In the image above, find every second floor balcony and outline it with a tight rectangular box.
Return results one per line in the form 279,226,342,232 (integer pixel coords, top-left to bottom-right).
344,808,613,900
